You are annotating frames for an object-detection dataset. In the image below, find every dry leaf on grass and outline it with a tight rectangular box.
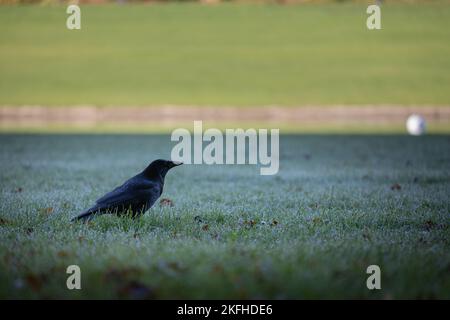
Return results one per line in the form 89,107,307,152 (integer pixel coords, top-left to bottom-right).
0,217,11,226
390,183,402,191
38,207,54,216
424,220,436,230
159,198,174,207
25,273,46,292
57,251,69,258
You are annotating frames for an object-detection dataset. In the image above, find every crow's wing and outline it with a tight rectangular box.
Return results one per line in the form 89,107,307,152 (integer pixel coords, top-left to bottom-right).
72,177,162,221
95,177,161,208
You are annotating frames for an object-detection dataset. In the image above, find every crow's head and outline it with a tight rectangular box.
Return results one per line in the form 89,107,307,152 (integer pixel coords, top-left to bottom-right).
143,159,183,179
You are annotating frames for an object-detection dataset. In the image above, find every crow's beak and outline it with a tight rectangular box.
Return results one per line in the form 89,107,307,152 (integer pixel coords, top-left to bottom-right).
171,161,183,167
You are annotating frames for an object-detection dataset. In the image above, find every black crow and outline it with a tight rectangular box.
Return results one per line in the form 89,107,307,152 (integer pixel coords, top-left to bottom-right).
71,159,182,222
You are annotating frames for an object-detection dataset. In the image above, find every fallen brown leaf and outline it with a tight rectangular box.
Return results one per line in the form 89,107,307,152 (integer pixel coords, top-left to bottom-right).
0,217,11,226
244,220,256,227
424,220,437,232
159,198,174,207
57,251,69,258
38,207,54,215
312,217,322,224
25,273,45,292
390,183,401,191
212,264,224,274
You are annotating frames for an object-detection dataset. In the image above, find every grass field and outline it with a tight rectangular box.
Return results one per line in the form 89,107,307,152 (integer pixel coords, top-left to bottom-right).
0,134,449,299
1,3,450,106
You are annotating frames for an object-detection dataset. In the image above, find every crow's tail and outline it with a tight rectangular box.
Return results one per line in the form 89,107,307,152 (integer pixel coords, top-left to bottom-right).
71,209,97,223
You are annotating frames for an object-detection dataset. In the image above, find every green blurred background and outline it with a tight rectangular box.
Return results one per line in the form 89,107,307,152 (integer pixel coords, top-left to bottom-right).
0,1,449,132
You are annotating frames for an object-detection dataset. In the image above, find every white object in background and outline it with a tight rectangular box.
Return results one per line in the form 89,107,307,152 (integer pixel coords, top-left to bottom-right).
406,114,426,136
